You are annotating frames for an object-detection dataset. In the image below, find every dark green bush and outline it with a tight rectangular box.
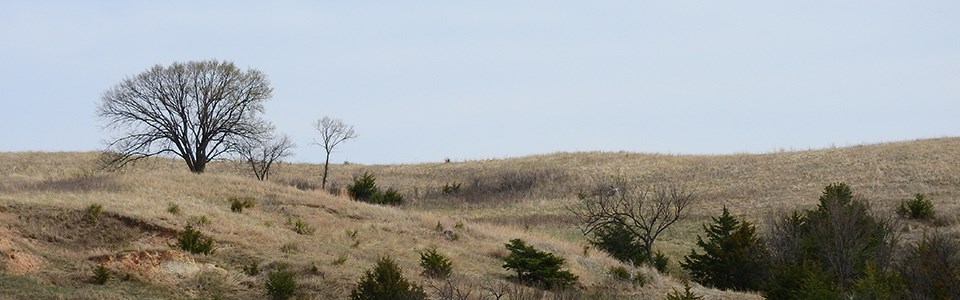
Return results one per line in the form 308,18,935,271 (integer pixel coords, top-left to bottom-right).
851,262,904,300
681,206,770,291
589,221,648,267
764,183,898,298
418,248,452,279
92,264,110,285
350,257,427,300
502,238,578,289
347,172,405,206
897,193,934,220
348,172,378,202
230,197,256,213
266,265,297,300
653,251,670,273
177,225,215,255
377,187,404,206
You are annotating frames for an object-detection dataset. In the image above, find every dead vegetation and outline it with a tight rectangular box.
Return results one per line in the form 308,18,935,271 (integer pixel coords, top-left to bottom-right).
1,137,958,299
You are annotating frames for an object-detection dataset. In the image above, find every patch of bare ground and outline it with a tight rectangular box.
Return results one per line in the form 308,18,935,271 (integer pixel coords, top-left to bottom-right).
12,205,177,252
89,250,225,283
0,206,44,275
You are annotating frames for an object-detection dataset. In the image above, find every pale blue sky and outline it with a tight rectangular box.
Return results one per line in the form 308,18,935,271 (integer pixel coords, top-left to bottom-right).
2,1,958,164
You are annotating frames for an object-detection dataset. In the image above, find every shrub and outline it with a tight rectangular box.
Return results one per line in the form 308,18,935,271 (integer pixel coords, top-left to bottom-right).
350,257,427,300
230,197,256,213
419,248,453,279
666,282,703,300
653,251,670,274
441,182,462,195
266,265,297,300
376,187,404,206
633,272,648,286
765,183,898,298
502,239,578,289
348,172,378,202
589,221,648,267
609,266,631,281
681,206,770,291
571,181,694,268
897,193,934,220
280,243,298,254
900,231,960,299
347,172,405,206
84,203,104,222
291,218,314,235
326,181,342,196
177,225,215,255
851,262,904,300
288,179,319,191
167,203,180,215
92,264,110,285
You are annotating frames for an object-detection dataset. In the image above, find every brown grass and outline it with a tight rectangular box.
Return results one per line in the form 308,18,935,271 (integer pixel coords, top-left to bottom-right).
2,137,959,299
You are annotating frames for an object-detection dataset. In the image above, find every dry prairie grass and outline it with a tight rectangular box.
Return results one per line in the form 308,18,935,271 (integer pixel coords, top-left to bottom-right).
1,137,958,299
0,154,742,299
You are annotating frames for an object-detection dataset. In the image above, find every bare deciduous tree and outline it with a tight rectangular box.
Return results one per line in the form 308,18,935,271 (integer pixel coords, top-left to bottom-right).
236,134,295,181
568,179,695,266
98,60,272,173
313,116,356,188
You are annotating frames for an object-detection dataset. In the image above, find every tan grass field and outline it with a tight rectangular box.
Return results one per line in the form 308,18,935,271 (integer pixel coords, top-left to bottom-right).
1,137,958,299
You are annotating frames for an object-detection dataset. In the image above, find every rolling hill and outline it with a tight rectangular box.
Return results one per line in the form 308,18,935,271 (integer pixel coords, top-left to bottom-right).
2,137,958,299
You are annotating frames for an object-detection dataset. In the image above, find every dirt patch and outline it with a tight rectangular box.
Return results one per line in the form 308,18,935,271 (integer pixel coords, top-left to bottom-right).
1,249,44,275
0,207,44,274
90,249,223,283
14,205,177,251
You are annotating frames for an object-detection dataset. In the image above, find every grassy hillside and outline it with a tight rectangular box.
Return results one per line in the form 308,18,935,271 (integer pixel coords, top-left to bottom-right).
2,137,959,299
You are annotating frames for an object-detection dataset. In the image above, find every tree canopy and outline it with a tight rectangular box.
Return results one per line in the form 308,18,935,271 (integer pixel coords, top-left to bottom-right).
98,60,273,173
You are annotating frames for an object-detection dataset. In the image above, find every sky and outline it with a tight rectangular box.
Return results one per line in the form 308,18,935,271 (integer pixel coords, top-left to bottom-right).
1,1,958,164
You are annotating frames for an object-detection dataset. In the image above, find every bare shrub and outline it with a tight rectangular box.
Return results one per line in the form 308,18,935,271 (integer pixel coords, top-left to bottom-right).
284,179,320,191
568,178,694,266
426,169,568,204
30,173,123,192
235,134,295,181
899,231,960,299
426,276,474,300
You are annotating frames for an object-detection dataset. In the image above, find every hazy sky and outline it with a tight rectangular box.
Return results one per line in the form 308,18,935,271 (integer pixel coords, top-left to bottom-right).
2,1,958,164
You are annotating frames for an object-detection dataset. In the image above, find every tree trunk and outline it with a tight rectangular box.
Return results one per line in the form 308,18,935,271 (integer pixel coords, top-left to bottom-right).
191,160,206,173
321,152,331,189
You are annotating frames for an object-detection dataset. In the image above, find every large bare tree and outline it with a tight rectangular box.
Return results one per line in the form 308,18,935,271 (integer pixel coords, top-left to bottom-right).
98,60,272,173
236,134,295,181
568,179,695,266
313,116,356,188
